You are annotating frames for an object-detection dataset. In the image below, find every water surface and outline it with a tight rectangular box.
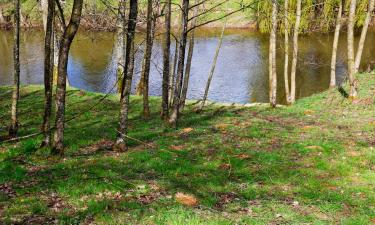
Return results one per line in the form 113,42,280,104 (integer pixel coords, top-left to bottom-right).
1,29,374,104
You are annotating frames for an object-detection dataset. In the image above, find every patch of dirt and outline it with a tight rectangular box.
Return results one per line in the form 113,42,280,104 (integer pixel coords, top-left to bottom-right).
75,139,114,156
0,182,16,199
214,192,238,209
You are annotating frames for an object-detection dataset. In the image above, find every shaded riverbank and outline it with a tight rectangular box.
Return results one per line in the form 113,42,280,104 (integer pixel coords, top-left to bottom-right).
0,73,374,224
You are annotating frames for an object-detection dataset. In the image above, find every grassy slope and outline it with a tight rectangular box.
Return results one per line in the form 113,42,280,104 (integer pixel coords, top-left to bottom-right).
0,73,374,224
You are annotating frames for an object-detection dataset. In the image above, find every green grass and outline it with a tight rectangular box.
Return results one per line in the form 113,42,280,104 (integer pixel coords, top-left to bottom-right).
0,73,374,224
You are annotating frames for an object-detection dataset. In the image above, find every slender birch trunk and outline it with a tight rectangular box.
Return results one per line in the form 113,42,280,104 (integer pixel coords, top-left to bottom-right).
9,0,20,138
347,0,357,99
41,0,55,147
161,0,171,120
180,0,199,111
168,41,178,107
168,0,189,128
52,0,83,155
269,0,277,108
141,0,155,119
116,0,126,92
289,0,301,104
114,0,138,151
329,0,342,88
284,0,290,103
354,0,375,73
199,22,226,111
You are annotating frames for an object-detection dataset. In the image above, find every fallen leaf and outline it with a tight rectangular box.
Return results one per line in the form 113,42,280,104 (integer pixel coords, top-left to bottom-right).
181,127,194,133
175,192,198,206
305,146,324,150
219,163,231,170
304,110,315,116
171,145,184,151
235,154,251,159
214,124,229,130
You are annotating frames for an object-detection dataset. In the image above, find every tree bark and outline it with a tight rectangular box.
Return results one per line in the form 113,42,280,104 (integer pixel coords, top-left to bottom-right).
52,0,84,155
347,0,357,98
9,0,21,138
168,0,189,128
180,0,199,111
161,0,171,120
354,0,375,73
114,0,138,152
115,0,126,92
41,0,55,147
289,0,301,104
199,22,226,111
329,0,342,88
141,0,155,119
269,0,277,108
284,0,290,103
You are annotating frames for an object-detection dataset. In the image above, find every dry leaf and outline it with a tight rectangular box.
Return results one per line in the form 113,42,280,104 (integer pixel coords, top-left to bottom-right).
175,192,198,206
181,127,194,133
235,154,251,159
171,145,184,151
305,146,323,150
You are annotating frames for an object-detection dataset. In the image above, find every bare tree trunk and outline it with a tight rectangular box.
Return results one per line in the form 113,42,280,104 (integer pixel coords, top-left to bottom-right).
168,0,189,128
180,0,199,111
52,0,84,155
161,0,171,120
41,0,48,31
41,0,55,147
0,7,5,25
330,0,342,88
116,0,126,92
284,0,290,103
347,0,357,99
354,0,375,73
199,22,226,112
141,0,155,119
289,0,301,104
169,38,178,108
9,0,21,138
114,0,138,152
269,0,277,108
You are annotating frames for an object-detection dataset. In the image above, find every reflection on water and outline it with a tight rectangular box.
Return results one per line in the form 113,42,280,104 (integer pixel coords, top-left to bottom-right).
0,29,374,104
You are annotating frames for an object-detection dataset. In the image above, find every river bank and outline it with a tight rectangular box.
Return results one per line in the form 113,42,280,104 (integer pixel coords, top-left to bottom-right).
0,72,374,224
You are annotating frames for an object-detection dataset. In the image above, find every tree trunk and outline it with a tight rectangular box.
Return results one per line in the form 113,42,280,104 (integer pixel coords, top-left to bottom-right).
180,0,199,111
0,7,5,25
141,0,155,119
354,0,375,73
161,0,171,120
115,0,126,92
329,0,342,88
347,0,357,99
269,0,277,108
41,0,55,147
114,0,138,152
289,0,301,104
168,0,189,128
41,0,48,31
169,39,178,108
199,22,226,112
9,0,21,138
52,0,84,155
284,0,290,103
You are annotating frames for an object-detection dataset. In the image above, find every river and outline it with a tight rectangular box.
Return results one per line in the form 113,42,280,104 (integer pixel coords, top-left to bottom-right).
0,29,374,104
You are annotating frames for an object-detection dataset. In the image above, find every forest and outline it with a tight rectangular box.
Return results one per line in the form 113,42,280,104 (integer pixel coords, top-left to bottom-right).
0,0,374,224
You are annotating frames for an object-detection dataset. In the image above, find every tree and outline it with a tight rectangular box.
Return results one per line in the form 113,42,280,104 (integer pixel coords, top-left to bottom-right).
354,0,375,73
180,0,199,111
269,0,277,108
114,0,138,151
139,0,156,119
283,0,290,103
168,0,189,128
52,0,84,155
347,0,357,99
161,0,171,120
199,21,226,112
115,0,126,92
9,0,20,138
289,0,301,104
329,0,342,88
41,0,55,147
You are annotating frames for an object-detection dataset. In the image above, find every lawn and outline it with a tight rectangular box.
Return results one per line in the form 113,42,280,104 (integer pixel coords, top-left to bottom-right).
0,73,374,224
